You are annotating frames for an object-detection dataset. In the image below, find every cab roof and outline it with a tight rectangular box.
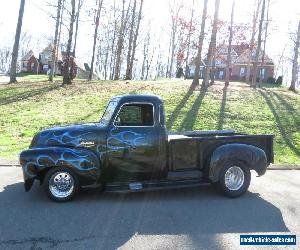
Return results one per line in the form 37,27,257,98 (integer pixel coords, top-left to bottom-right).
112,94,164,105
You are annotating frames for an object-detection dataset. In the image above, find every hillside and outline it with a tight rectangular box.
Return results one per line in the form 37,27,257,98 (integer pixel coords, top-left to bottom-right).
0,79,299,164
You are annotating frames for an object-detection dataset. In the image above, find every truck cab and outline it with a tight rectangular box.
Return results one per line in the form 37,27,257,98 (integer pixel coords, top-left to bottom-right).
102,95,168,182
20,94,274,202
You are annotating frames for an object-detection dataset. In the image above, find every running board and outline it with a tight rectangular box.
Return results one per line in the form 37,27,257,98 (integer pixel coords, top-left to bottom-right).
167,170,203,180
104,178,210,193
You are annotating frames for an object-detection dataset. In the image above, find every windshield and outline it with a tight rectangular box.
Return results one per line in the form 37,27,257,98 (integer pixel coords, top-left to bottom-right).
99,100,119,126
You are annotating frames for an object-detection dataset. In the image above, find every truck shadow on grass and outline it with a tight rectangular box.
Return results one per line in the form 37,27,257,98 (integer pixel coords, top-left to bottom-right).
258,89,300,157
0,181,289,249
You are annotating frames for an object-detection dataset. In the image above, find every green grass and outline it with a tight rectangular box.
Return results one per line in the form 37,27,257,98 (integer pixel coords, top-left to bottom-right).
16,72,63,82
0,78,299,165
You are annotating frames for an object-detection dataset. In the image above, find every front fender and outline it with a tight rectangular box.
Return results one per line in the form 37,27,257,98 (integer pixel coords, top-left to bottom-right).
209,143,267,182
20,147,101,190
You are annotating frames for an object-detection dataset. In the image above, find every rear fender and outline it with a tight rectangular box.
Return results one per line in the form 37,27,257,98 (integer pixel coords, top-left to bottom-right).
20,147,101,188
209,143,267,182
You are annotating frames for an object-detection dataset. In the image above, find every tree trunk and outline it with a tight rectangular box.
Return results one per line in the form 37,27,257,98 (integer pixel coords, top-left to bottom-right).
225,0,235,87
203,0,220,87
251,0,265,88
246,0,261,83
289,20,300,91
166,35,172,78
73,0,83,57
184,0,195,79
129,0,144,80
141,38,147,80
49,0,62,82
9,0,26,84
125,0,137,80
168,1,182,78
62,0,76,85
169,19,177,78
109,20,117,80
192,0,208,86
114,0,127,80
260,0,270,83
89,0,104,81
211,49,216,83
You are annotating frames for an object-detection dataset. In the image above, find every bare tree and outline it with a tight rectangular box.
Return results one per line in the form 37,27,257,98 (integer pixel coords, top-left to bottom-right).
0,47,11,73
114,0,132,80
89,0,104,80
246,0,261,83
192,0,208,86
9,0,26,84
289,20,300,91
128,0,144,80
63,0,76,85
125,0,137,80
49,0,62,82
203,0,220,87
73,0,83,57
168,0,183,78
56,0,66,64
251,0,265,88
225,0,235,87
184,0,195,79
260,0,270,82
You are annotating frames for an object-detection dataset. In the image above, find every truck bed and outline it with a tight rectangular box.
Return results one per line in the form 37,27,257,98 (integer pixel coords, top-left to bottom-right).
168,130,274,171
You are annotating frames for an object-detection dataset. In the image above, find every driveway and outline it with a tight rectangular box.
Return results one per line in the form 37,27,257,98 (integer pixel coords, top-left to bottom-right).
0,75,9,84
0,167,299,250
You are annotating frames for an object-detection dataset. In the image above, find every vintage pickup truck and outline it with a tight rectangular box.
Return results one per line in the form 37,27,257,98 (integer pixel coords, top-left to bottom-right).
20,94,274,202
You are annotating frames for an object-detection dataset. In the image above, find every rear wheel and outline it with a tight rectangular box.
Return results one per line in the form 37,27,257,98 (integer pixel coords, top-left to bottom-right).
213,161,251,198
44,167,79,202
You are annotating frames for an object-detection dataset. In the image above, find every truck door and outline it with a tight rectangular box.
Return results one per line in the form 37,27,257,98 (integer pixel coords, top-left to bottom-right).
107,102,162,181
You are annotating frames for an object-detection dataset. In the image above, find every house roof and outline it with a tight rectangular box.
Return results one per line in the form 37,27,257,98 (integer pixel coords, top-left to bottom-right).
212,43,274,66
235,48,274,65
21,50,35,61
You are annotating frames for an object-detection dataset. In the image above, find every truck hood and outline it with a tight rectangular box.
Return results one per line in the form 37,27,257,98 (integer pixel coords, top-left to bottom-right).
30,123,107,149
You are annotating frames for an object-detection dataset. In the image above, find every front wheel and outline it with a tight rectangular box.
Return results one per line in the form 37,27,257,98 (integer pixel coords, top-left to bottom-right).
213,161,251,198
44,167,79,202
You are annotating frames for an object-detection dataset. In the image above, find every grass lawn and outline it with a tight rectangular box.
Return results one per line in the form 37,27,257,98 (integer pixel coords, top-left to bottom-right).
0,78,299,165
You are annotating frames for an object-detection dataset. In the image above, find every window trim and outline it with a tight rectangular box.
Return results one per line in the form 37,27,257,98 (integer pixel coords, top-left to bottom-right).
113,102,155,128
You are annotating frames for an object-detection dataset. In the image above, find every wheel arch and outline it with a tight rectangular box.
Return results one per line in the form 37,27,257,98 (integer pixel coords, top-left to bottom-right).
20,147,102,188
209,143,267,182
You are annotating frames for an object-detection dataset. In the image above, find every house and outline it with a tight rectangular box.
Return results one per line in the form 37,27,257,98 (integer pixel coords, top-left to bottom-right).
187,43,275,82
20,45,93,79
21,50,39,73
186,59,206,79
214,44,274,81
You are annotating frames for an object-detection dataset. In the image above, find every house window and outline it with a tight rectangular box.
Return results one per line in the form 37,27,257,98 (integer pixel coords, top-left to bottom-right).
114,103,154,127
22,62,27,68
260,68,265,79
240,67,246,77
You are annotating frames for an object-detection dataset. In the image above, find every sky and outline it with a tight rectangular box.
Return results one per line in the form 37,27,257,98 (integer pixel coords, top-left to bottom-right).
0,0,299,80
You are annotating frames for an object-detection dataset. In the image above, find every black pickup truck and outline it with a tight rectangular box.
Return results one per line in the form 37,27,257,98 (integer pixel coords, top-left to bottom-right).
20,94,274,202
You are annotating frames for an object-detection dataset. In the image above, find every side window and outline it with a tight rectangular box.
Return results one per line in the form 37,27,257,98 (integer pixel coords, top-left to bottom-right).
159,104,165,126
115,103,154,127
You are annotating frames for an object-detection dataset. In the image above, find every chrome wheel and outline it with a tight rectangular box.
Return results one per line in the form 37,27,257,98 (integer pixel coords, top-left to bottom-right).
224,166,245,191
49,171,74,199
